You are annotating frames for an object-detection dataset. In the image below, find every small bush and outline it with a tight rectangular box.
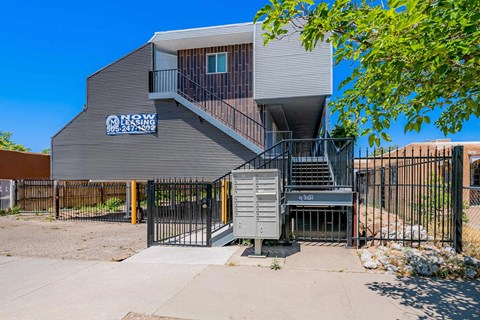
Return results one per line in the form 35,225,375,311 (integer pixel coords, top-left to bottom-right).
104,197,123,212
0,206,20,216
270,258,282,270
240,239,252,246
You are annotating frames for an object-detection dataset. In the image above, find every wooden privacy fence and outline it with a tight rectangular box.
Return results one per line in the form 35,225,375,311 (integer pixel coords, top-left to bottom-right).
15,179,54,212
13,180,140,222
58,182,126,209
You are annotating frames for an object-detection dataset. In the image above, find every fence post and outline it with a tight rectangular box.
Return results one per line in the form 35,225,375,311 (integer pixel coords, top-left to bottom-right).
125,182,131,218
9,180,15,210
347,206,353,248
54,181,59,219
147,180,154,247
131,180,137,224
206,184,212,247
452,146,463,253
14,180,18,207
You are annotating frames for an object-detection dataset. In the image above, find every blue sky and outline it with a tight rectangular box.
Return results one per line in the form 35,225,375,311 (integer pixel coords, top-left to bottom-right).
0,0,478,152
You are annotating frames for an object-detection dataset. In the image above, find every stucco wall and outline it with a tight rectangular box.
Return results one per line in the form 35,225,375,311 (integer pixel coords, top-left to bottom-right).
0,150,50,179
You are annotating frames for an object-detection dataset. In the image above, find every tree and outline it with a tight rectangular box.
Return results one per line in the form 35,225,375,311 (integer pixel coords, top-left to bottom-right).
0,131,30,152
255,0,480,146
369,145,400,156
41,148,51,155
330,119,359,147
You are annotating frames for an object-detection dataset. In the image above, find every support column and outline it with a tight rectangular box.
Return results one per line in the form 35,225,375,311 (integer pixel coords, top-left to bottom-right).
254,239,263,255
131,180,137,224
125,182,131,219
53,180,59,219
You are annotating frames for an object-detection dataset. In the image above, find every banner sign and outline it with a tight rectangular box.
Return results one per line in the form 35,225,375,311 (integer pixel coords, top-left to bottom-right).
106,113,157,135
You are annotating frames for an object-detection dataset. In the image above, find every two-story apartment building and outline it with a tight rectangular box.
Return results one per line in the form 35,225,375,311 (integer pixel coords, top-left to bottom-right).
51,22,332,181
51,22,358,246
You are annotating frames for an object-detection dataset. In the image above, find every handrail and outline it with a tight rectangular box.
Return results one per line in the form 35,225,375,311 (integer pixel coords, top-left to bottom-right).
325,131,354,153
325,134,354,187
212,139,286,184
176,70,263,127
210,138,353,227
150,69,265,147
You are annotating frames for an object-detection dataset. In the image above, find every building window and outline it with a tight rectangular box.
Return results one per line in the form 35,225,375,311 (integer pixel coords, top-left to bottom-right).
390,165,398,185
206,53,227,74
471,157,480,186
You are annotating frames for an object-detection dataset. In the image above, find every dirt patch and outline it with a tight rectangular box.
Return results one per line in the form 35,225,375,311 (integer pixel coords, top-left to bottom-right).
0,214,147,261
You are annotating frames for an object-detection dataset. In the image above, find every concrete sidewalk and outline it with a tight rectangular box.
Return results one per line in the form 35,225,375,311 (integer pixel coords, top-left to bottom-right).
1,247,479,320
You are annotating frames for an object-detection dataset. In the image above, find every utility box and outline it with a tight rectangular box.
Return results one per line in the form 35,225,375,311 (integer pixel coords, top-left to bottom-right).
232,169,281,240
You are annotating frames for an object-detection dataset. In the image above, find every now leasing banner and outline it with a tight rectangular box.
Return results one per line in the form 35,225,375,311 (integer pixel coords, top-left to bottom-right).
106,113,157,135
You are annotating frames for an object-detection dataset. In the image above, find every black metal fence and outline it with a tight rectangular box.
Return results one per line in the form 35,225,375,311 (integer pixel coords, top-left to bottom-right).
147,179,212,246
291,206,350,242
355,146,464,250
145,138,355,246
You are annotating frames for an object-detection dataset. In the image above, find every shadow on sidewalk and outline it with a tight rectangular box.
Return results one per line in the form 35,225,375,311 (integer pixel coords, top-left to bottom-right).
366,277,480,319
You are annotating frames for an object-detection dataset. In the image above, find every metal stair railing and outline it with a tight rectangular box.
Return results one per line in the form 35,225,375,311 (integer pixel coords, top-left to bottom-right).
210,138,354,228
325,132,355,188
147,138,354,245
150,69,265,148
211,140,288,230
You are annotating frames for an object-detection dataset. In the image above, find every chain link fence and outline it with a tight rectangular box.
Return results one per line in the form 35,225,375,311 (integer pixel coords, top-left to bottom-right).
463,186,480,258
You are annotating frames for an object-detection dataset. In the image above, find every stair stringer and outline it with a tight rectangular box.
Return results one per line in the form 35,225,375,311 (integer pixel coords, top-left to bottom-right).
173,93,263,155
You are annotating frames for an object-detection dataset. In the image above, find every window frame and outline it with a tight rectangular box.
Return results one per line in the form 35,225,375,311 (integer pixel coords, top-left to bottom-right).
206,52,228,75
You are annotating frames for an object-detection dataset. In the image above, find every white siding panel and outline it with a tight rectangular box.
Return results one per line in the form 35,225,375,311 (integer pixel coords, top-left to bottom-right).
151,23,253,42
254,23,332,100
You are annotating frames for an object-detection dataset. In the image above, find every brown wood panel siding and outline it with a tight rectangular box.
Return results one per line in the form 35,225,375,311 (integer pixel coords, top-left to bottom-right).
177,44,260,124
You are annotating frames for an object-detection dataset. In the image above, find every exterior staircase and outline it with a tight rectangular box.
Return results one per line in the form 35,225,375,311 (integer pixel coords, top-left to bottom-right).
149,69,264,154
290,158,333,189
212,138,355,246
146,68,356,246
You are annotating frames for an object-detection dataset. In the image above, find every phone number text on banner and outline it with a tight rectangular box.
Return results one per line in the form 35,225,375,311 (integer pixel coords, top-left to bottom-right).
106,114,157,135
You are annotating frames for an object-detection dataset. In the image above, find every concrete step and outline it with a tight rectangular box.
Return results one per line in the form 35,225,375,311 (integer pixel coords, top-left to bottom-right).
211,224,234,247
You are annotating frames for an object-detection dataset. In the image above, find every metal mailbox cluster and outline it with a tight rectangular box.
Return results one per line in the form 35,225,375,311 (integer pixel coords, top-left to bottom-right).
232,169,281,240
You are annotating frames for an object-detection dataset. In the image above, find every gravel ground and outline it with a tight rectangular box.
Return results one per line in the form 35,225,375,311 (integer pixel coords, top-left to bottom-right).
0,214,147,261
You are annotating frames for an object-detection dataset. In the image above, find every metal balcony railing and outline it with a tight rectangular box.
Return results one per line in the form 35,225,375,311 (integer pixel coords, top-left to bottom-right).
149,69,264,148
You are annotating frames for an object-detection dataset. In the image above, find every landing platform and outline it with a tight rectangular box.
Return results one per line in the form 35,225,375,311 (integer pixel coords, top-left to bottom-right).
123,246,237,265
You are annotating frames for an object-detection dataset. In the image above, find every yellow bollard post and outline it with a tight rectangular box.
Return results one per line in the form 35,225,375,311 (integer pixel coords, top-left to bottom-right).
131,180,137,224
221,179,225,224
221,179,229,224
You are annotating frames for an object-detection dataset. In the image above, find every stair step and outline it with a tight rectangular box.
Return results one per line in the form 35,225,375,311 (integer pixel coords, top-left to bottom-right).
211,224,234,247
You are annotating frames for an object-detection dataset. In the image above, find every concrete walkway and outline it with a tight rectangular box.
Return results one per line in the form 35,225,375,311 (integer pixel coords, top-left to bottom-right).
1,246,479,320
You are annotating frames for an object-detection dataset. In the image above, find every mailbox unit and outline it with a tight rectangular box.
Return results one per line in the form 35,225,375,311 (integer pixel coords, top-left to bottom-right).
232,169,281,240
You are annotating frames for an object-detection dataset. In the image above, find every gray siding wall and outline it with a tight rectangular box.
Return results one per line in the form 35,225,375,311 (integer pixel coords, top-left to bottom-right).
254,23,332,100
52,44,256,181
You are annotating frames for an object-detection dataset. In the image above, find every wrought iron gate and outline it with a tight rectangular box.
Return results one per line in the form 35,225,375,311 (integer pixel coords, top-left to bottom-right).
147,179,212,247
